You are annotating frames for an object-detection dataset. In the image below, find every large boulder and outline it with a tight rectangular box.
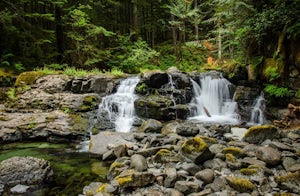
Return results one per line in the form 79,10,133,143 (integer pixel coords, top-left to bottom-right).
135,95,189,121
141,70,169,88
256,146,281,166
0,110,89,143
0,156,53,188
180,136,214,164
89,131,134,156
233,86,261,122
138,119,162,133
243,125,280,144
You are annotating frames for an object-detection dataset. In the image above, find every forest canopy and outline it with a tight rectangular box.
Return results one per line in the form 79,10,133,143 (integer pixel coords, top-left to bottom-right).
0,0,299,77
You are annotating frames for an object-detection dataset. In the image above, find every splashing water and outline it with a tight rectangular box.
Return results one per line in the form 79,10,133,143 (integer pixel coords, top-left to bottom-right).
98,77,140,132
189,73,239,124
249,92,266,125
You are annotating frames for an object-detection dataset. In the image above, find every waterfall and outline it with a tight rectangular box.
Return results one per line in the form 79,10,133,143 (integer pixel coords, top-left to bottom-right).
189,72,239,124
98,76,140,132
249,92,266,125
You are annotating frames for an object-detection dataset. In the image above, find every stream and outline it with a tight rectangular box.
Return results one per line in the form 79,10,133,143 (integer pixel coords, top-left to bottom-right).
0,142,108,195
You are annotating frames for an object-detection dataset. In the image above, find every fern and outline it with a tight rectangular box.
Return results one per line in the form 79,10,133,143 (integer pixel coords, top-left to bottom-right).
264,84,293,98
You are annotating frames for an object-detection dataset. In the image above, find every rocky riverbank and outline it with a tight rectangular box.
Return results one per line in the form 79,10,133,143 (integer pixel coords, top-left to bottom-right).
0,70,299,195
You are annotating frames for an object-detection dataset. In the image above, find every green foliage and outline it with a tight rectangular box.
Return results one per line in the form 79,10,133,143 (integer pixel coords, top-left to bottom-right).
264,66,280,81
63,67,102,76
44,63,68,70
109,36,159,73
7,88,16,100
105,68,125,77
264,84,293,98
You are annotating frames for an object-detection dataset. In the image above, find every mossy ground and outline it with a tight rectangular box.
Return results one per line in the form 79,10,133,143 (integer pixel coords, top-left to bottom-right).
226,176,255,193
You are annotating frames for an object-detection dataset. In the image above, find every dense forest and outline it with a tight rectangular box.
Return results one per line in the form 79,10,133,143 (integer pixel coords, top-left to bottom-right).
1,0,300,81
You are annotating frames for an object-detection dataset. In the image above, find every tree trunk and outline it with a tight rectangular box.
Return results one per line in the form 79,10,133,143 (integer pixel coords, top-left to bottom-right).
217,21,222,62
55,5,63,63
131,0,138,41
194,0,199,41
171,15,177,53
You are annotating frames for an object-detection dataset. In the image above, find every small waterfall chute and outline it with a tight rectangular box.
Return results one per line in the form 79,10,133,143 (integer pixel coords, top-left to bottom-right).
249,92,266,125
98,76,140,132
189,72,239,124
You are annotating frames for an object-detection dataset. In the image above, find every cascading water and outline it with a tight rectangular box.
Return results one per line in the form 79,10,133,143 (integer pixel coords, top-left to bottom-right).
249,92,266,125
98,76,140,132
189,72,239,124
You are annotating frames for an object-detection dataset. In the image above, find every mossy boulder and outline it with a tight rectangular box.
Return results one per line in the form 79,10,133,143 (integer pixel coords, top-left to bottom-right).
181,136,214,164
135,95,189,120
78,95,100,112
225,176,255,193
15,71,46,87
141,70,169,88
243,125,279,144
153,149,180,163
113,169,155,188
223,147,244,158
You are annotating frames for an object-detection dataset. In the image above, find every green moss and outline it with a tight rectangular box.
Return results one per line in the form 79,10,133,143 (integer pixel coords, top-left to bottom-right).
154,149,180,163
226,176,255,193
91,162,108,177
201,135,217,144
116,175,132,186
245,125,277,138
79,95,99,112
240,168,258,175
223,147,244,158
6,88,17,101
182,136,207,154
14,71,46,86
136,82,148,94
226,153,237,163
263,58,284,82
275,171,300,183
96,183,108,193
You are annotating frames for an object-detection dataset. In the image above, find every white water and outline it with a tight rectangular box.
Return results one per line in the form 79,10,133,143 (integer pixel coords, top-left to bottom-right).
98,77,140,132
189,74,239,124
249,92,266,125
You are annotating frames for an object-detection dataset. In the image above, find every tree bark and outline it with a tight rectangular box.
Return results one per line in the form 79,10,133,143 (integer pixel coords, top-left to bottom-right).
194,0,199,41
55,5,63,63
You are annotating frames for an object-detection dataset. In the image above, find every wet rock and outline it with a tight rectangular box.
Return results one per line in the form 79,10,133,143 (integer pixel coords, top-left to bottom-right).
107,157,130,181
10,184,30,194
195,169,215,185
256,146,281,166
130,154,148,172
233,86,260,122
178,162,201,176
161,121,180,135
153,149,181,163
207,177,227,192
174,181,200,195
180,136,214,164
203,158,226,171
244,125,279,144
138,119,162,133
164,167,177,188
282,157,297,171
176,123,199,136
113,169,155,188
136,145,174,157
0,156,53,187
89,131,134,155
241,157,266,168
135,96,189,121
142,71,169,88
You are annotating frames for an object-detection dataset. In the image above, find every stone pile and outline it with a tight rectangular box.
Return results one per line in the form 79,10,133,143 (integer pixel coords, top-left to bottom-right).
84,122,300,195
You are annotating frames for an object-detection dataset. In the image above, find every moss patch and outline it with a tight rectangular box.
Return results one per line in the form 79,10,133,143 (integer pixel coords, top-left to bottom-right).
181,136,207,154
275,171,300,183
226,153,237,163
240,168,258,175
226,176,255,193
223,147,244,158
244,125,279,144
15,71,46,86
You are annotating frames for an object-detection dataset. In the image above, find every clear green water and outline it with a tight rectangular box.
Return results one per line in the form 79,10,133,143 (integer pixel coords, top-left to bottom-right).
0,142,108,196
